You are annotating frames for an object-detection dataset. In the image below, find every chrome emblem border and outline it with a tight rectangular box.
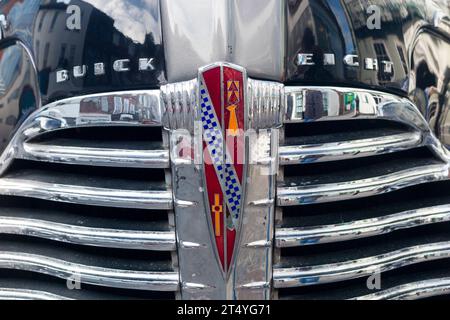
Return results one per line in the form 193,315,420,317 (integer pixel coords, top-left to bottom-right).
164,62,281,299
198,63,246,273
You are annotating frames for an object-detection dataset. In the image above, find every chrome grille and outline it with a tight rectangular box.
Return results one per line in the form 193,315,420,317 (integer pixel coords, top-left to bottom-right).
274,107,450,300
2,83,450,299
0,92,179,299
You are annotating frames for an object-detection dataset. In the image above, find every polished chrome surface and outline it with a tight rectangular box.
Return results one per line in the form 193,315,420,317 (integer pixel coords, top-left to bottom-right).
276,85,450,298
273,241,450,288
166,73,225,300
0,177,173,210
248,80,284,129
169,147,226,299
160,0,228,82
160,0,284,82
1,70,450,298
282,87,449,162
161,80,197,133
353,278,450,300
277,164,449,206
409,31,450,149
0,252,179,291
0,289,71,300
228,0,285,81
433,11,450,37
1,0,446,300
284,87,430,131
279,132,422,165
231,129,278,299
0,90,162,176
0,216,175,251
20,141,170,169
276,205,450,247
0,87,177,298
166,66,280,299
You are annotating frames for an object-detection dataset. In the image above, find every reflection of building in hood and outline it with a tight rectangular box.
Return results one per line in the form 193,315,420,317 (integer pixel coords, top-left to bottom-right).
0,42,38,154
33,0,162,102
343,0,409,30
5,0,40,47
0,46,22,92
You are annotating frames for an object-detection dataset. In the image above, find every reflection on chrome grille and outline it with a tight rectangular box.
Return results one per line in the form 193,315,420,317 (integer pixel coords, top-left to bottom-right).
352,278,450,300
0,92,179,299
274,87,450,300
2,84,450,300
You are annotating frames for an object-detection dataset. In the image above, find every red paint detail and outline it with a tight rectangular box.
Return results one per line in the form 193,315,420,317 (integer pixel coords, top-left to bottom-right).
228,81,239,92
226,229,236,267
202,67,225,268
201,65,245,271
223,67,244,269
203,147,224,267
223,67,244,182
202,68,222,123
227,81,240,104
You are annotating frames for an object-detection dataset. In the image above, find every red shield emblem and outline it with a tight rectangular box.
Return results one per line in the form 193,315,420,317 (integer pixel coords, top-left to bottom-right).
199,63,246,272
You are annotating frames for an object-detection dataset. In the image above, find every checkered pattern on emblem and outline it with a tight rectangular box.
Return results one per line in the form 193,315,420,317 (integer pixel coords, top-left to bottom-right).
200,86,224,167
223,164,241,219
200,80,242,224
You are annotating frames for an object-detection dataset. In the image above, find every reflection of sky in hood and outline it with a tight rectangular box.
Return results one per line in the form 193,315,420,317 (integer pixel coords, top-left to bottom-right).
8,0,40,25
85,0,160,44
328,0,355,54
8,0,40,47
0,46,21,89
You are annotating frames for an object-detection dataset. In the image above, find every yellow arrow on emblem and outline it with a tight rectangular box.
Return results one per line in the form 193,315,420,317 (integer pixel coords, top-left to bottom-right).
227,104,239,136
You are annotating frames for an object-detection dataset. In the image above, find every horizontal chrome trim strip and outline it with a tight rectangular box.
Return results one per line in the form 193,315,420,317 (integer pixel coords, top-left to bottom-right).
21,142,170,169
0,178,173,210
283,87,430,132
0,90,163,176
0,288,71,300
36,90,163,127
0,252,179,291
279,132,422,165
277,164,449,206
0,216,176,251
353,278,450,300
276,204,450,247
273,241,450,288
2,86,448,173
